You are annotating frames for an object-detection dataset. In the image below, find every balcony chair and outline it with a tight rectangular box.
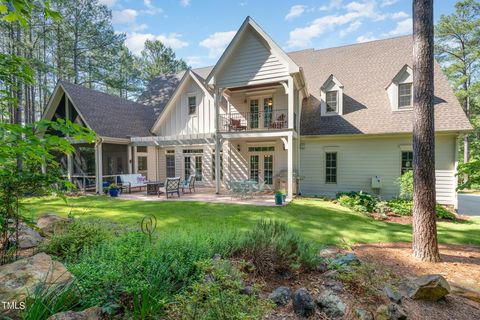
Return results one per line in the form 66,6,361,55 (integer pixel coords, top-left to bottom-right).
229,118,247,131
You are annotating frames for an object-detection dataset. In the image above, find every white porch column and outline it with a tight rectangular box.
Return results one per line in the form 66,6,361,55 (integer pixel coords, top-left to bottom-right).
66,153,73,183
95,141,103,193
287,76,294,129
287,132,293,200
132,146,138,173
214,88,222,194
127,144,133,174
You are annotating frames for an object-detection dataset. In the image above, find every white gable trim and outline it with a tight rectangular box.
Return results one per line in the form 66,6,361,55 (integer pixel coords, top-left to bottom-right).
206,16,299,86
320,74,344,116
41,82,93,131
150,70,213,134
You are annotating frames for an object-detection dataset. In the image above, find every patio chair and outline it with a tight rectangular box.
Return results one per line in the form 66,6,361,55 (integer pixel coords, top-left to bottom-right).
251,181,265,197
158,177,180,198
181,175,196,194
228,181,246,199
229,118,247,131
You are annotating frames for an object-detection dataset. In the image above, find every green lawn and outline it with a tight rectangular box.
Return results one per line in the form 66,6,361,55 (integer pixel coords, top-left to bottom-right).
24,196,480,246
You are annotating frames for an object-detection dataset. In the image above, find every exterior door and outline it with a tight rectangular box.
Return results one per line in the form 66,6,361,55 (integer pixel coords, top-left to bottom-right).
249,153,274,185
184,155,203,182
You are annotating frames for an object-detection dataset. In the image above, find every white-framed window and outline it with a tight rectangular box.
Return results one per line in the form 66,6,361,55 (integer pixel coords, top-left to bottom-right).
325,152,337,184
188,96,196,115
326,91,338,113
136,146,147,153
401,151,413,174
166,154,175,178
138,156,148,172
398,83,412,109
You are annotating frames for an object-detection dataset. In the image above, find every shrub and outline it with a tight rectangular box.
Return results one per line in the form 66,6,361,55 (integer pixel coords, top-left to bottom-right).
336,191,378,213
68,228,240,317
40,219,117,259
387,198,456,220
236,220,321,275
374,201,391,215
387,198,413,216
167,259,272,320
397,170,413,199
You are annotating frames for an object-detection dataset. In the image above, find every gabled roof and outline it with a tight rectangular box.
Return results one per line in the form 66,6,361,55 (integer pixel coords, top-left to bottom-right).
288,36,472,135
43,81,156,139
206,16,299,85
321,74,344,91
150,69,214,133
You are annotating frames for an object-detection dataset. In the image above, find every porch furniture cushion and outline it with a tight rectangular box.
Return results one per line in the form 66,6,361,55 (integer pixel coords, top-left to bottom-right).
270,113,287,129
181,175,196,194
158,177,181,198
229,118,247,131
117,174,148,193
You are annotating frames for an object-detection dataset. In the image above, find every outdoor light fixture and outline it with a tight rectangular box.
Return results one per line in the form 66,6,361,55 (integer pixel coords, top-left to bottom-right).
237,144,241,152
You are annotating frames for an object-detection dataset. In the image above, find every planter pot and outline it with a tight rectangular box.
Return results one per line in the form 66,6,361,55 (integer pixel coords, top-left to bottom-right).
109,188,120,197
275,193,283,205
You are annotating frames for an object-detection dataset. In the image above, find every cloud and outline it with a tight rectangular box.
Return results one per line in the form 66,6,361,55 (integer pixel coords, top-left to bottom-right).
199,31,236,59
180,0,190,7
112,9,138,25
384,18,412,36
98,0,116,7
239,1,247,6
340,20,362,37
391,11,409,19
356,33,377,43
381,0,398,7
319,0,342,11
287,0,379,48
186,56,202,66
143,0,163,15
285,5,307,21
125,32,189,55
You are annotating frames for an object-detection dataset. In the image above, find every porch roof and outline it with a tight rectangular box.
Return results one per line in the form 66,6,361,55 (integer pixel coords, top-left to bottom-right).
130,133,215,146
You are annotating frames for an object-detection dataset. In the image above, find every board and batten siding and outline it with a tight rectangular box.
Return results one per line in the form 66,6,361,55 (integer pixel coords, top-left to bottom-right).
216,28,289,88
299,134,457,205
154,78,215,137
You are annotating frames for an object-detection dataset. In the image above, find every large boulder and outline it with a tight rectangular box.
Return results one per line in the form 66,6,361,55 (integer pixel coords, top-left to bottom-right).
9,222,43,249
332,253,360,267
268,286,292,306
0,253,73,303
316,289,346,318
47,306,103,320
375,303,407,320
37,213,73,235
407,274,450,301
293,288,315,317
384,286,402,304
355,308,374,320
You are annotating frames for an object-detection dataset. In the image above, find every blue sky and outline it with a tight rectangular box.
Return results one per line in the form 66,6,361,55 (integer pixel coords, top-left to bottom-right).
101,0,458,68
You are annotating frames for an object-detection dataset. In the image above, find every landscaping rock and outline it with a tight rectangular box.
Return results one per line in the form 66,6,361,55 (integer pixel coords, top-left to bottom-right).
332,253,360,267
316,289,346,318
240,285,254,295
387,303,407,320
384,285,402,304
375,305,389,320
37,213,73,235
324,280,344,292
355,308,374,320
8,222,43,249
47,306,103,320
268,286,292,306
0,253,72,317
323,269,339,279
293,288,315,317
319,246,342,258
407,274,450,301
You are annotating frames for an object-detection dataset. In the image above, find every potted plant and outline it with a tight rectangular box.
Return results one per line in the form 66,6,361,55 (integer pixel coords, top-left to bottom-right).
275,189,284,205
277,188,287,202
108,183,120,197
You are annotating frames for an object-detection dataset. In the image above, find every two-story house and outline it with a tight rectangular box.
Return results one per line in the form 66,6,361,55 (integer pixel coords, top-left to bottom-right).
42,17,472,207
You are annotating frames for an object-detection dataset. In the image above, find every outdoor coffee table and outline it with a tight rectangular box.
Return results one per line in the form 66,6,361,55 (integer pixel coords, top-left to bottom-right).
146,181,164,195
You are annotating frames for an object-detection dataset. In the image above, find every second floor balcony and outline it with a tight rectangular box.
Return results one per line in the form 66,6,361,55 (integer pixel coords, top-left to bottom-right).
219,109,292,132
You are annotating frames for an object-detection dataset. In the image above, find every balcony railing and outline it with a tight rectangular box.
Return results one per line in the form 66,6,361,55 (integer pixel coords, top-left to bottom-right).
219,109,289,132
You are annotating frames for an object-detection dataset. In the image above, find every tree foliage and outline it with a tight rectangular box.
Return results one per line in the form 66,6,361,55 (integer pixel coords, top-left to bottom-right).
140,39,188,82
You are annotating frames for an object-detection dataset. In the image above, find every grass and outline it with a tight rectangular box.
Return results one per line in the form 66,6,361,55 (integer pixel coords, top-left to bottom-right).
23,196,480,246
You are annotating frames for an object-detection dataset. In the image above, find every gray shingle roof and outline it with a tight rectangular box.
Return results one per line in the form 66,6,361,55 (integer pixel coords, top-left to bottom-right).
60,81,156,139
287,36,472,135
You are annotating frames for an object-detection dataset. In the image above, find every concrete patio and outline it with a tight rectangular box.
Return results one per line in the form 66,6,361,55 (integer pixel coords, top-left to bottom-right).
117,187,290,206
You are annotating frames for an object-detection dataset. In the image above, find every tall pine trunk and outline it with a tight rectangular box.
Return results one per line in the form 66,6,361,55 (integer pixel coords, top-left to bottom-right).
412,0,440,262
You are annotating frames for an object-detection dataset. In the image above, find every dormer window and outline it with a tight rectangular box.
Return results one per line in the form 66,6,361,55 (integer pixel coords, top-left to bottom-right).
386,65,413,111
398,83,412,109
320,75,344,116
326,91,338,113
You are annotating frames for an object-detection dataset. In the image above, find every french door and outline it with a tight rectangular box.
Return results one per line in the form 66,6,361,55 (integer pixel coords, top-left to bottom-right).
249,153,274,185
184,155,203,182
249,97,273,129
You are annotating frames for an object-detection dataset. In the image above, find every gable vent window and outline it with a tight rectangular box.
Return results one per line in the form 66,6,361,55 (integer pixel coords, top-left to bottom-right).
398,83,412,109
188,96,196,115
326,91,338,113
